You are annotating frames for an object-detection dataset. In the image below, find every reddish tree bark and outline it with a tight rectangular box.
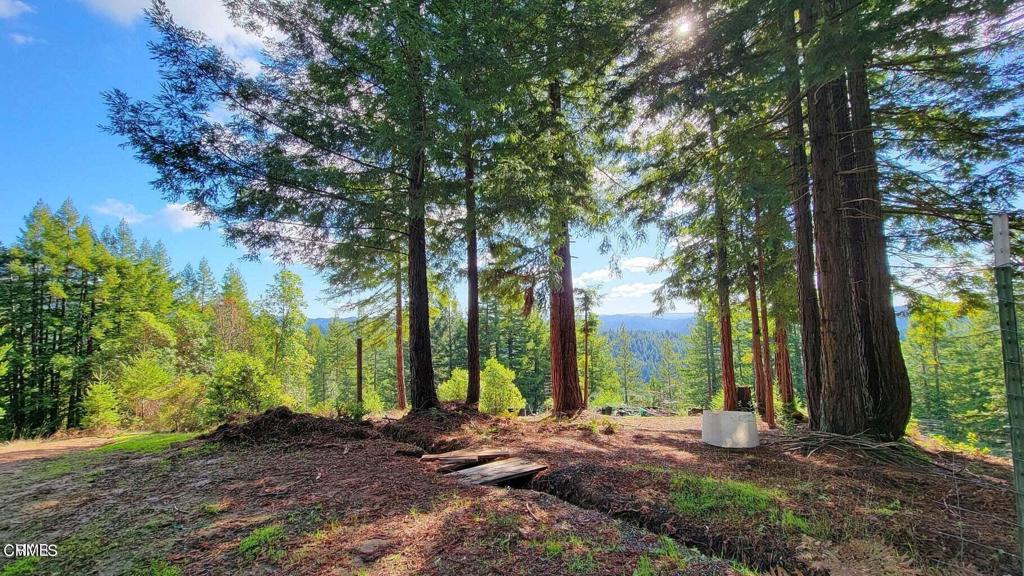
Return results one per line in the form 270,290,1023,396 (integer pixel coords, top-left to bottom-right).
846,61,913,440
775,322,796,409
708,112,737,412
356,336,364,404
746,264,768,417
754,208,775,418
715,200,738,412
747,265,776,427
395,264,406,410
547,80,583,416
756,243,774,387
783,6,823,429
549,219,583,415
806,70,869,434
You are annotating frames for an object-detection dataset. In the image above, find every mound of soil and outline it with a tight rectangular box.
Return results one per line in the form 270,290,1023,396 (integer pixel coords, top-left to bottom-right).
202,406,377,445
377,407,488,452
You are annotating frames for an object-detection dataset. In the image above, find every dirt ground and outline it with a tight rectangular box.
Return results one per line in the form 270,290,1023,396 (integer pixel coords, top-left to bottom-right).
0,436,112,465
0,410,1017,576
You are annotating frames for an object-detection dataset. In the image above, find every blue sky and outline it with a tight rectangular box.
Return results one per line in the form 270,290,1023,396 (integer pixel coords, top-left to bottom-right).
0,0,675,317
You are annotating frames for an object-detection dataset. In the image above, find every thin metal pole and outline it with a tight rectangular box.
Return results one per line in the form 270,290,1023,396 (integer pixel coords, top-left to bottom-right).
993,213,1024,574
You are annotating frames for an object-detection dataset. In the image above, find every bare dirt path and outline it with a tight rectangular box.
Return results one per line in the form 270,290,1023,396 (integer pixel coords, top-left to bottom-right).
0,436,111,466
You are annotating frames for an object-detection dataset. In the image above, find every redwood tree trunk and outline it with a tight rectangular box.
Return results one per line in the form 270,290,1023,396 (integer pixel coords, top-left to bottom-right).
548,80,583,416
395,263,406,410
708,112,737,411
846,61,912,440
783,6,823,429
715,198,737,411
407,153,439,411
549,219,583,415
747,264,768,417
464,136,481,406
756,243,773,386
775,322,796,409
356,336,364,404
757,254,776,428
403,7,439,412
806,70,869,435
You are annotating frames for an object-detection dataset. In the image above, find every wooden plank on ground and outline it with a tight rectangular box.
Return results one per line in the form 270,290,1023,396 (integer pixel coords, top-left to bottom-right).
421,447,512,462
443,457,546,485
437,460,478,473
435,455,480,464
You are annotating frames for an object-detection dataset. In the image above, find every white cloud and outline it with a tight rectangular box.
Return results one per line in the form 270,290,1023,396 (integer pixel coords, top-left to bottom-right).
620,256,659,272
76,0,144,24
0,0,32,19
92,198,148,224
78,1,263,60
607,282,661,299
8,32,34,44
92,198,208,232
574,268,612,287
159,203,208,232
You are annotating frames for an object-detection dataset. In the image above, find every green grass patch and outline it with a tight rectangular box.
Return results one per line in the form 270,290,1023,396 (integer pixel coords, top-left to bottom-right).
179,441,219,457
632,555,656,576
662,470,831,540
485,512,520,528
567,551,598,573
94,433,197,454
27,432,197,481
239,525,286,562
54,527,106,572
539,539,564,559
781,510,832,539
653,535,689,566
0,557,40,576
531,532,611,572
668,472,778,521
30,454,91,481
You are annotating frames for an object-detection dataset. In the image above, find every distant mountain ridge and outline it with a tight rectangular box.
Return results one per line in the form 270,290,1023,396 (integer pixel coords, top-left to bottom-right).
306,313,697,335
306,317,352,332
307,308,908,337
596,313,695,334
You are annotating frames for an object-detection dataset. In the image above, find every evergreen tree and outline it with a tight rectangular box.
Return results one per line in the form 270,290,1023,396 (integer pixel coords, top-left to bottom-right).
195,258,217,308
258,269,313,405
614,326,641,406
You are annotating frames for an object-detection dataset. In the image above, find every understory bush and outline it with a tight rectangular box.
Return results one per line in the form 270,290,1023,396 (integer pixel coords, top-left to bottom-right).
479,358,526,416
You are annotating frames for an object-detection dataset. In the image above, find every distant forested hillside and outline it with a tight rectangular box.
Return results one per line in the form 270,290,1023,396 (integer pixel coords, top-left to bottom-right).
308,313,698,335
314,311,908,341
597,313,696,334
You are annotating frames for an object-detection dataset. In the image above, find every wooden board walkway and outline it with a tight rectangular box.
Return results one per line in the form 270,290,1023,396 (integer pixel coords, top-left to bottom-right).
420,447,546,485
443,457,547,485
420,447,512,462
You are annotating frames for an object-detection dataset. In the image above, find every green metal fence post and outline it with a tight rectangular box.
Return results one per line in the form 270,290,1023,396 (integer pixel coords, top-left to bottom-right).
994,213,1024,574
